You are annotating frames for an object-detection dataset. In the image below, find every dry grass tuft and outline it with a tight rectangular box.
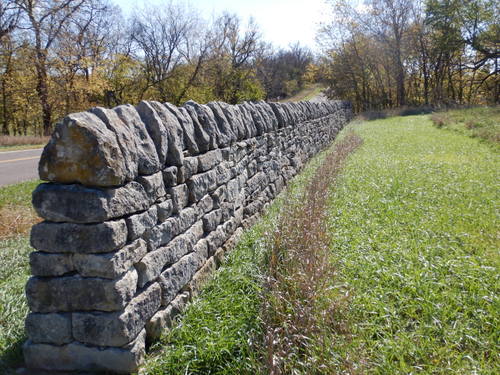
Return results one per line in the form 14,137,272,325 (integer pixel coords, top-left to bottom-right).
263,133,363,374
0,205,40,239
0,135,49,147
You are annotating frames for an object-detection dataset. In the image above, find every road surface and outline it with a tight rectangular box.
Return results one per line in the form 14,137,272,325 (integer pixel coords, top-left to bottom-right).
0,148,43,187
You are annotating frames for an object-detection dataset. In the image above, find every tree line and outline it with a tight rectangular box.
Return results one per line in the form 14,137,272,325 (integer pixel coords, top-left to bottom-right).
0,0,314,136
318,0,499,112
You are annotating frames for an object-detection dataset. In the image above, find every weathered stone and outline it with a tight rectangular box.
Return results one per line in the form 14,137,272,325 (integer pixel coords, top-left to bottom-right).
177,156,198,183
162,166,178,187
149,102,184,166
183,104,212,152
169,184,189,213
197,149,222,172
146,291,189,340
32,182,149,223
206,225,227,256
187,256,216,298
202,209,222,232
177,206,198,233
39,112,128,187
137,172,166,203
136,233,192,288
24,329,146,374
72,283,161,346
125,206,158,241
159,252,204,306
195,194,214,217
29,252,73,277
157,199,173,222
185,101,220,149
25,313,72,345
31,220,127,253
26,268,137,313
143,220,176,252
136,101,169,166
206,102,237,146
114,104,161,175
90,107,139,181
73,239,147,279
164,103,200,155
187,169,218,202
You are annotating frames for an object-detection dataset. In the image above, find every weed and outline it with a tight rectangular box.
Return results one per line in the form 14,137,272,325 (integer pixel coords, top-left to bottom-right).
262,133,363,375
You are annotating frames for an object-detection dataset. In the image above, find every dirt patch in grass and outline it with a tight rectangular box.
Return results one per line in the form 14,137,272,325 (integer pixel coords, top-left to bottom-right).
0,205,40,240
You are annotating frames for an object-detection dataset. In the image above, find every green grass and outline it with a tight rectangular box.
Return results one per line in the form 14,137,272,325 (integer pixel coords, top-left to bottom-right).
0,180,39,209
327,116,499,374
0,236,31,372
430,106,500,146
0,181,39,372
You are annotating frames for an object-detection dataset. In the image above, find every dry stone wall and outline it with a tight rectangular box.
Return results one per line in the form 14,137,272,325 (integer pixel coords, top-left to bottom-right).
25,99,352,373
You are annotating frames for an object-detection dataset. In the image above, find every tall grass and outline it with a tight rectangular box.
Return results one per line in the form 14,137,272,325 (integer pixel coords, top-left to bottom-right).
262,133,363,374
0,135,48,148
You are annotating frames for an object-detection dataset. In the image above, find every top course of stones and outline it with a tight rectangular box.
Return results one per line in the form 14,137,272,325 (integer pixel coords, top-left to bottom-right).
38,100,349,188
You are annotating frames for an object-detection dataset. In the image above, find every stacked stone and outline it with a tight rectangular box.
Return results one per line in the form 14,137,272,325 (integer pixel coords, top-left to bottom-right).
24,99,352,373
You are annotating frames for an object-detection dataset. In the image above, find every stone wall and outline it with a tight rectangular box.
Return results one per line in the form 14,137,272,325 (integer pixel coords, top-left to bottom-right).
24,99,352,373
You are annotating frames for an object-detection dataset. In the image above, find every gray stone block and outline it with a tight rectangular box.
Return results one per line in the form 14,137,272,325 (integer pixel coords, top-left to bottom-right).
197,149,222,172
25,313,72,345
162,166,178,187
202,209,222,232
32,182,149,223
157,199,173,222
26,268,137,313
24,329,146,374
146,291,189,340
31,220,127,254
137,172,166,203
169,184,189,213
136,101,169,166
29,252,74,277
126,206,158,241
38,112,129,187
73,239,147,279
187,169,218,202
72,283,161,346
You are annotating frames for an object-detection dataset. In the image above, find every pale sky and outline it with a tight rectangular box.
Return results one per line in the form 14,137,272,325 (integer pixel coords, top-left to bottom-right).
114,0,333,51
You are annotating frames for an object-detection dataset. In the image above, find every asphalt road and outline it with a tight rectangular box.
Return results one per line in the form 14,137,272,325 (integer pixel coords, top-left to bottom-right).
0,148,43,187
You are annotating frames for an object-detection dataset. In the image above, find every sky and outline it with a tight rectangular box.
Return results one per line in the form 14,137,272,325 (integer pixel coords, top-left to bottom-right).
114,0,333,51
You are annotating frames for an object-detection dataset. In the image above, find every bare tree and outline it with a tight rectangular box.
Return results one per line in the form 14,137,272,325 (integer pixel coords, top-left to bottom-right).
0,0,19,40
14,0,88,135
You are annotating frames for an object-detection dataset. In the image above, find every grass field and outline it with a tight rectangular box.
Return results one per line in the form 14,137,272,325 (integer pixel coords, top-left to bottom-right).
0,135,48,152
430,106,500,146
0,180,38,372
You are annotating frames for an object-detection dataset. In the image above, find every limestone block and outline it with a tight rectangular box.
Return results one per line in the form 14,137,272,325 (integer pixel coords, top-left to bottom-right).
187,169,218,202
90,107,139,181
146,291,190,341
187,256,216,298
168,184,189,213
25,312,72,345
206,225,227,256
177,156,198,183
136,233,192,288
24,329,146,374
38,112,128,187
164,102,200,155
32,182,149,223
185,101,221,148
136,101,169,166
195,194,214,217
183,104,212,152
206,102,237,145
137,172,166,203
31,220,127,253
26,268,137,313
177,206,198,235
72,283,161,346
202,209,222,232
161,167,177,189
143,220,175,252
157,199,174,222
126,206,158,241
114,104,161,175
29,252,73,277
149,102,184,166
197,149,222,172
159,252,204,306
73,239,147,279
